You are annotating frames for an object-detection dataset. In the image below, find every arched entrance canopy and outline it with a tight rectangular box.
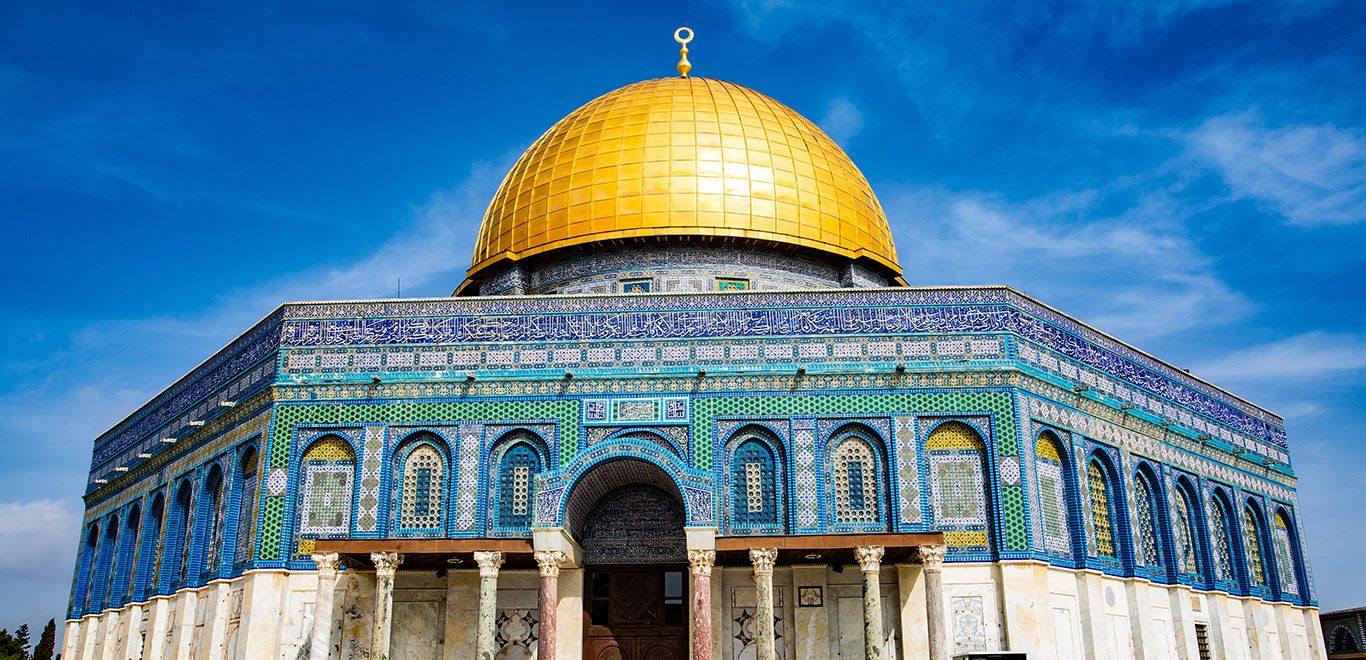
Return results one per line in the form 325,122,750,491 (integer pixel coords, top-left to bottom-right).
535,438,714,531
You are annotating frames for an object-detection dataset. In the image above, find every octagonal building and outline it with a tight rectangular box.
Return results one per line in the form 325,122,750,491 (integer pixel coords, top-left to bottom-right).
62,61,1325,660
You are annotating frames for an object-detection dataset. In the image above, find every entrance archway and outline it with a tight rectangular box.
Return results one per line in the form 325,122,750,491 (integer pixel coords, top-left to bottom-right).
564,458,689,660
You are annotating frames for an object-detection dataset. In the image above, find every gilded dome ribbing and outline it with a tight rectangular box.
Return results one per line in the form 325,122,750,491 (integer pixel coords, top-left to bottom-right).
465,77,900,285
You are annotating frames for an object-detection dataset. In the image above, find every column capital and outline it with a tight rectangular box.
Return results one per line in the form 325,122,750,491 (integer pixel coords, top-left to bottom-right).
535,550,567,578
474,550,506,577
917,544,947,571
370,551,403,578
749,547,778,576
312,551,341,576
855,545,885,573
688,549,717,577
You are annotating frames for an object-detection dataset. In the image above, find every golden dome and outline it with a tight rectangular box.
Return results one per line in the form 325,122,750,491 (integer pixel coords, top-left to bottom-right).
464,77,900,287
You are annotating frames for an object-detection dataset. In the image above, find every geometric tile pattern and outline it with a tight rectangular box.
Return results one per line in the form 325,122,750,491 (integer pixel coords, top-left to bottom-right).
356,426,384,532
1086,461,1116,559
792,419,818,530
894,416,921,524
1033,433,1072,556
1243,507,1267,587
455,425,483,532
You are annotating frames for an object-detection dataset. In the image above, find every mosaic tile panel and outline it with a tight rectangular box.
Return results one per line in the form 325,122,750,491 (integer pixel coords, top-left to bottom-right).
355,426,384,532
278,288,1285,451
1210,498,1235,581
694,391,1023,550
1244,508,1267,587
455,425,483,531
1171,482,1199,576
792,419,818,530
1086,462,1116,559
894,416,921,524
1273,513,1299,596
258,400,576,561
1134,475,1161,568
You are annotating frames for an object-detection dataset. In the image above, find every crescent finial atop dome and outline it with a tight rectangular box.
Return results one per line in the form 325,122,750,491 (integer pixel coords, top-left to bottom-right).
674,27,693,77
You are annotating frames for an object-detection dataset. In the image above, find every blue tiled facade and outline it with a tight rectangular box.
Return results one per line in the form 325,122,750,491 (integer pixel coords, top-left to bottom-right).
67,285,1316,620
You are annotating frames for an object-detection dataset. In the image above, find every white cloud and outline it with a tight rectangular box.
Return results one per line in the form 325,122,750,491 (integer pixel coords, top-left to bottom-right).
819,97,863,146
1189,112,1366,226
0,500,79,579
1191,332,1366,384
888,185,1250,342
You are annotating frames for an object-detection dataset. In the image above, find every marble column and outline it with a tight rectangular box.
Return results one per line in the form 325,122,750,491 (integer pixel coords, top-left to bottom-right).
310,552,341,660
474,550,505,660
535,550,566,660
370,551,403,660
689,549,717,660
918,545,948,660
749,548,779,660
856,546,886,660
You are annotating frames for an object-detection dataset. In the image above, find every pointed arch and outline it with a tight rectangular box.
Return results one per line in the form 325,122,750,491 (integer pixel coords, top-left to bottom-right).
1034,430,1076,558
1085,453,1122,561
393,432,449,533
141,491,166,597
298,435,357,542
94,515,119,610
77,522,100,614
1170,476,1202,579
1132,464,1164,570
827,424,888,530
1331,626,1360,653
725,425,785,533
490,429,550,534
234,445,260,566
171,479,195,585
117,503,142,603
926,420,991,549
1208,488,1238,584
201,463,227,576
1271,507,1303,598
1242,499,1270,589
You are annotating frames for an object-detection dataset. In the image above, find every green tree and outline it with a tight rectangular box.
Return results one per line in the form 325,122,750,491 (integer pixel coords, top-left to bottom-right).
30,620,54,660
0,623,28,660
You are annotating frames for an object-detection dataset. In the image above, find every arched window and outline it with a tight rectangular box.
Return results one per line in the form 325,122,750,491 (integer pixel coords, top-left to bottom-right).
1086,460,1117,559
1271,510,1300,597
831,436,880,526
1134,470,1162,568
1034,432,1073,556
146,493,166,593
234,447,260,566
1208,492,1236,582
397,441,446,532
495,439,543,531
172,481,195,584
730,438,779,529
79,523,100,612
1332,627,1360,653
1171,479,1201,577
926,422,989,548
298,436,356,540
96,521,119,609
202,465,227,575
1243,504,1268,588
120,505,142,601
99,516,120,609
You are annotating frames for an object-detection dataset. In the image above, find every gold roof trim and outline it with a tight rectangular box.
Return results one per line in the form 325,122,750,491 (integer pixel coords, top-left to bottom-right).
464,76,901,285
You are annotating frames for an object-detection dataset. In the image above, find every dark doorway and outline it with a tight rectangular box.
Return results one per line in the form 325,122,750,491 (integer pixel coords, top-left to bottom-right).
576,476,689,660
584,567,687,660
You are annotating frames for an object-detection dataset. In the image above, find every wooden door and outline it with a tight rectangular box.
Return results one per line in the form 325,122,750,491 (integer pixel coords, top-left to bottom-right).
584,568,687,660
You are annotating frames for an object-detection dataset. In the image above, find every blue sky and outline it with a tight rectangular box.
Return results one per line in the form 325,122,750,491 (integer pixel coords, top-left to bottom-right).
1,0,1363,631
